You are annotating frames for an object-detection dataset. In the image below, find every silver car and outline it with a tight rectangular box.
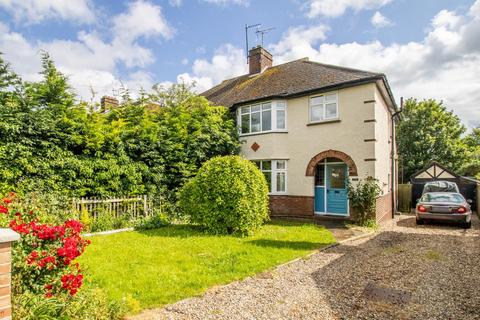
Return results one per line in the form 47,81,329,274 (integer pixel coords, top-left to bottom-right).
416,192,472,229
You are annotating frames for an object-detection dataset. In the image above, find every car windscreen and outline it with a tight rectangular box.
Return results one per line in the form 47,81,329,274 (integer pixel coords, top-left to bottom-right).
423,182,458,193
420,193,464,203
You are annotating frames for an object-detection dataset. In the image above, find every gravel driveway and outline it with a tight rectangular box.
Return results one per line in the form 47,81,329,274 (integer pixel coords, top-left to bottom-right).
131,214,480,320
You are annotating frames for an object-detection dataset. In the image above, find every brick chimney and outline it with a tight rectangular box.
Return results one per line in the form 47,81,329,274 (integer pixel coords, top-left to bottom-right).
100,96,119,112
248,46,272,75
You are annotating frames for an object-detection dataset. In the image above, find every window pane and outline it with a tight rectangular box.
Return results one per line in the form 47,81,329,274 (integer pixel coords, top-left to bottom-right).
315,165,325,186
262,109,271,131
262,103,271,110
251,111,261,132
241,106,250,114
276,160,286,170
241,114,250,133
325,103,337,119
261,160,271,171
325,94,337,102
253,161,261,169
276,172,286,192
276,101,286,110
251,105,261,112
264,172,272,192
329,167,345,189
310,105,324,121
310,96,323,106
276,109,285,129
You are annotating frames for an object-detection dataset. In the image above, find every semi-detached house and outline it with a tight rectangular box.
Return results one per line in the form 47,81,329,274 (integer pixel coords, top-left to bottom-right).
202,46,399,223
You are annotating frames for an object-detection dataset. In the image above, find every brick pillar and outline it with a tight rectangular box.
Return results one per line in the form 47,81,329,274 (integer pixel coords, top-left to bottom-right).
0,229,19,320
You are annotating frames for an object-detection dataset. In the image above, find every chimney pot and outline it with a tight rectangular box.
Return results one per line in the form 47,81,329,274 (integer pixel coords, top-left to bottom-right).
248,46,272,75
100,96,119,112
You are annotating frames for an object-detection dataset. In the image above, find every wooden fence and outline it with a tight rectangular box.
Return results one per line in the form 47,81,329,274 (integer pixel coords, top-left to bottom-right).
72,195,149,219
397,184,412,213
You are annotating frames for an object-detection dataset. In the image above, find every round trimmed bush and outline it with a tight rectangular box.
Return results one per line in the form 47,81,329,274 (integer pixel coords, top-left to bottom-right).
179,156,269,235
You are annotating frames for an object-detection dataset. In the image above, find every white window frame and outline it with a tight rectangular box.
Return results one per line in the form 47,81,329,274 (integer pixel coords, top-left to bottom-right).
253,160,287,194
238,100,287,136
309,92,339,123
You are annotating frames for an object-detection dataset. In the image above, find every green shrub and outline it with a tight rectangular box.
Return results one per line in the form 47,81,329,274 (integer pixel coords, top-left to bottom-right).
347,176,382,224
13,288,126,320
79,208,92,232
179,156,269,235
134,213,169,231
90,211,115,233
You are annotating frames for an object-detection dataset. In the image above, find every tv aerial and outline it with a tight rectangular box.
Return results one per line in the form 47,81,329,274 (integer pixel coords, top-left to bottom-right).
255,27,275,47
245,24,275,64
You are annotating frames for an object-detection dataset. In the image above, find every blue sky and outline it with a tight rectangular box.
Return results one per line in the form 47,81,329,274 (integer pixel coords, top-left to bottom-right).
0,0,479,127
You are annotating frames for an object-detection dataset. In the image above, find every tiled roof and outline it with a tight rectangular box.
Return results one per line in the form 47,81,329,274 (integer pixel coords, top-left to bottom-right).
201,58,386,108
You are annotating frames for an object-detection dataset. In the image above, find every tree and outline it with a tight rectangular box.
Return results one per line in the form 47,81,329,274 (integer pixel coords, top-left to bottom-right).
397,99,467,181
461,127,480,178
0,54,240,202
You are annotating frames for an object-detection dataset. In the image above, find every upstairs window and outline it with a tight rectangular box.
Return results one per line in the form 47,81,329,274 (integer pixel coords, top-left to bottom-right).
239,101,287,135
310,93,338,122
253,160,287,193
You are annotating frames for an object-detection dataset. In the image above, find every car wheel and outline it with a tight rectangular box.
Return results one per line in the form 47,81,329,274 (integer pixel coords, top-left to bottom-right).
416,218,424,225
461,221,472,229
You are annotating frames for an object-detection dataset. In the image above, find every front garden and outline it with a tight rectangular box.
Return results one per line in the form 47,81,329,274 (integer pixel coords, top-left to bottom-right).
79,221,335,311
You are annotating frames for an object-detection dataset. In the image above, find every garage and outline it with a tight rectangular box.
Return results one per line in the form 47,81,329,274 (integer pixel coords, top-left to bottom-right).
410,161,478,211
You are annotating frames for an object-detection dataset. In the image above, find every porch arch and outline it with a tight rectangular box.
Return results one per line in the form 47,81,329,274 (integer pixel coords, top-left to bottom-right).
305,149,358,177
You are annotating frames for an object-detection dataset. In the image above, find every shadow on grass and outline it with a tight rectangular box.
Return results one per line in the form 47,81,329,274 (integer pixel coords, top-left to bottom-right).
136,219,326,239
246,239,330,250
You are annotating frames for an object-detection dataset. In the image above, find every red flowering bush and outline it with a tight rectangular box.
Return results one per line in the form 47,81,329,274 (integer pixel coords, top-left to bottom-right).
0,193,90,297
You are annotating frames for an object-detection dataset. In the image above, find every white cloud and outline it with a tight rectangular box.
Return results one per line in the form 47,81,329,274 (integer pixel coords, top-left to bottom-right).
0,1,174,101
269,25,329,62
269,1,480,127
202,0,249,7
176,44,247,92
432,9,461,29
0,0,95,24
113,0,174,42
181,58,189,65
306,0,392,18
371,11,393,28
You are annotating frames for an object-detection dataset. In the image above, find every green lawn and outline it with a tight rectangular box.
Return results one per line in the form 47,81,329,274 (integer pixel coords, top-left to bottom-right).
78,220,335,310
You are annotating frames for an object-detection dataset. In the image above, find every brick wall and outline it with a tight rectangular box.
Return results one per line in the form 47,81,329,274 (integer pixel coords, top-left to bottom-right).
0,229,19,320
269,195,314,218
248,46,272,74
376,192,392,223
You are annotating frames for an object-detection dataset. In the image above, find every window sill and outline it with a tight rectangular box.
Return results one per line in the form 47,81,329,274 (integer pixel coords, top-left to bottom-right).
269,192,288,196
307,119,341,126
239,130,288,137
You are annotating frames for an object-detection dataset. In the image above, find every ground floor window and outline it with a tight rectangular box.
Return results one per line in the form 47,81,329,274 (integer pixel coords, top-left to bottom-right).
253,160,287,193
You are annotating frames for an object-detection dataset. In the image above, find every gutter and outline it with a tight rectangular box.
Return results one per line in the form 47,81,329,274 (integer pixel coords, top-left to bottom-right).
390,97,403,218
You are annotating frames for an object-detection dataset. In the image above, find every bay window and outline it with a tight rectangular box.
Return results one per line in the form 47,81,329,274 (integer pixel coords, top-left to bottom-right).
253,160,287,193
239,101,287,135
309,93,338,123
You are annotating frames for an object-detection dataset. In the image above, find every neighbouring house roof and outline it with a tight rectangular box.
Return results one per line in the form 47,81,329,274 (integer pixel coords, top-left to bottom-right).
410,161,479,184
201,58,397,111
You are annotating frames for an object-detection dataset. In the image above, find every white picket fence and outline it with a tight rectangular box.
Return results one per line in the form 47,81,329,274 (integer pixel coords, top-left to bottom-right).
72,195,149,219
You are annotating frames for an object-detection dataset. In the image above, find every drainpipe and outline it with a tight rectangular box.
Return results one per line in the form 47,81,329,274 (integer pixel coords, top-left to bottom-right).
391,97,403,218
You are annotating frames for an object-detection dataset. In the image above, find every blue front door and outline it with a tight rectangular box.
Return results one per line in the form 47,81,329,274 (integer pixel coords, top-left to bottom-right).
326,164,348,215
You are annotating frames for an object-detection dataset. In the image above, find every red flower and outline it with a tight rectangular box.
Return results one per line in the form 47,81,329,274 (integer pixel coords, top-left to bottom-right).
2,199,11,204
31,223,65,240
64,220,83,234
26,251,39,265
9,220,30,234
61,272,83,296
0,206,7,214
